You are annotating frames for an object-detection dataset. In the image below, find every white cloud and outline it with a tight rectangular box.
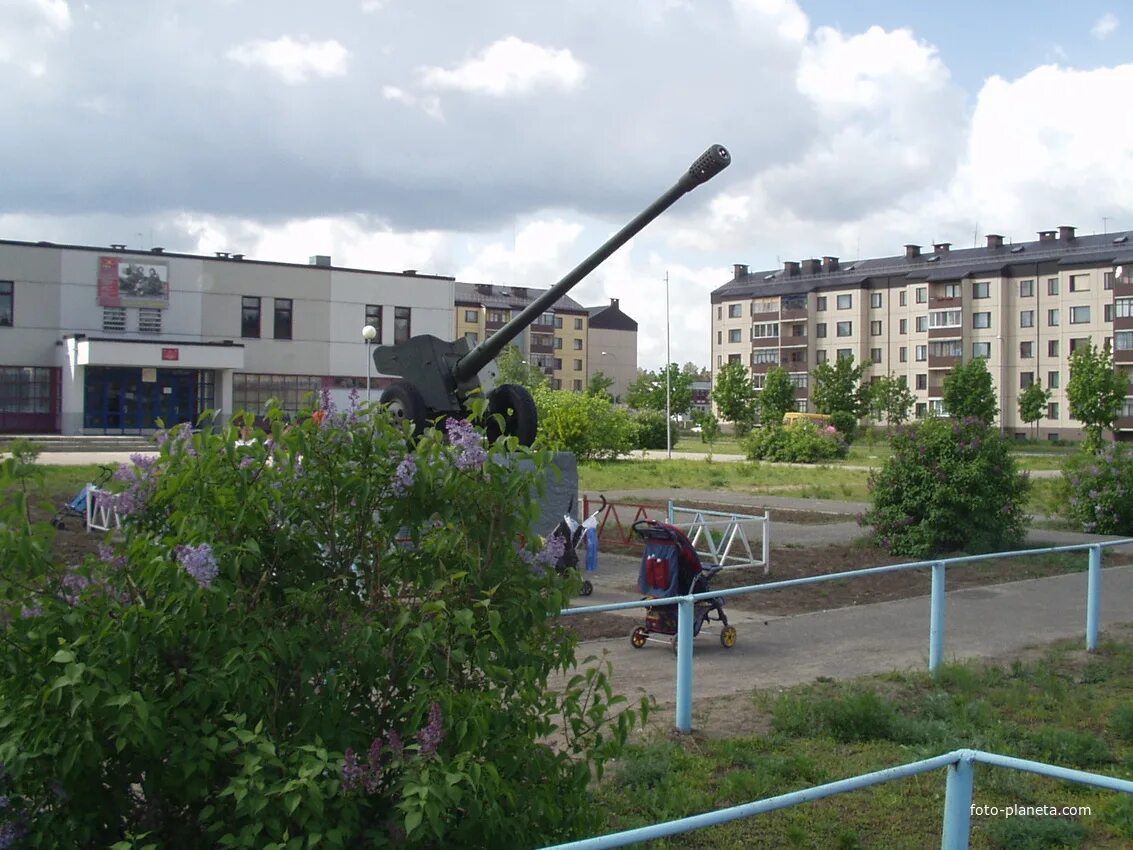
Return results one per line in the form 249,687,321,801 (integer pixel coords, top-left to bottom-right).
1092,12,1118,39
730,0,809,43
226,36,349,84
457,218,585,287
360,0,389,11
420,36,585,97
381,85,444,120
0,0,71,75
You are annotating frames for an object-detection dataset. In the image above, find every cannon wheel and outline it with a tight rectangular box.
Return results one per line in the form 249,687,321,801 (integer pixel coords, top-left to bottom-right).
486,383,538,446
380,380,428,434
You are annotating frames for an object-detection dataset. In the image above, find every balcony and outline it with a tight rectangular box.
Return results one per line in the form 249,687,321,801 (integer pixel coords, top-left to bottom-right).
780,338,808,348
781,307,808,321
1115,316,1133,332
1116,347,1133,365
928,326,962,340
928,354,962,369
750,309,777,322
529,337,554,354
930,295,961,308
485,317,509,332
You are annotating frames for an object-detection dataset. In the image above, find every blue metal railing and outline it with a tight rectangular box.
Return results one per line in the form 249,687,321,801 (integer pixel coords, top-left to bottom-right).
558,539,1133,734
538,748,1133,850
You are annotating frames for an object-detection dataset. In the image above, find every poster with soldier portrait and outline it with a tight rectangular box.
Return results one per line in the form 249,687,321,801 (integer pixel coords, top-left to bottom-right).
97,256,169,308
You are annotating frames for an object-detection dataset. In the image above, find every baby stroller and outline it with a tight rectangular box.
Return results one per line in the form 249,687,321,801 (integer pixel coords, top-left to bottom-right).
629,519,737,652
549,495,606,596
51,464,116,530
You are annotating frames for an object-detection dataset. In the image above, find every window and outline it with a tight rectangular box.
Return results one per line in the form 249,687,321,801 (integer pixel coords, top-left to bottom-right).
554,337,563,349
1047,402,1059,420
899,318,908,334
929,310,962,329
1069,338,1088,353
870,292,882,308
573,379,583,391
752,374,766,389
573,338,583,350
915,345,927,362
791,323,806,337
836,348,853,360
1105,303,1113,322
1115,332,1133,351
942,283,961,299
365,305,382,343
751,348,779,364
1048,340,1059,357
1020,341,1034,359
1048,371,1060,389
0,282,11,326
1020,372,1034,389
1020,310,1034,328
870,348,882,364
752,322,780,338
929,400,947,416
916,287,927,304
716,331,722,344
464,309,478,323
573,359,582,371
915,316,927,332
915,374,927,390
486,310,509,324
929,340,963,358
1019,279,1034,297
1118,298,1133,319
1105,271,1115,290
464,332,478,345
899,347,907,362
870,320,882,336
1069,274,1089,292
836,321,852,337
232,373,322,417
816,350,828,363
788,373,809,388
816,296,827,311
1047,309,1060,327
728,329,742,343
138,308,162,334
972,312,991,329
103,308,126,333
1047,277,1059,296
972,282,990,299
553,379,562,389
899,291,907,307
753,299,777,314
716,306,722,320
728,304,742,318
394,306,411,344
241,296,261,338
574,318,583,330
0,366,55,417
273,298,292,340
972,341,991,358
837,294,853,310
1070,306,1091,324
915,402,927,418
727,353,742,364
554,316,563,329
816,323,827,338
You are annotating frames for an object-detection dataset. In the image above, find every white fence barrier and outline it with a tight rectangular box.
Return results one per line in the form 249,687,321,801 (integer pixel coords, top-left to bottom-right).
667,501,770,573
86,487,121,534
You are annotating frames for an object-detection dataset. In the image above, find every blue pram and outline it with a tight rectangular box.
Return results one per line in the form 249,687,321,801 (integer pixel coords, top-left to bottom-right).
629,519,737,652
51,465,115,530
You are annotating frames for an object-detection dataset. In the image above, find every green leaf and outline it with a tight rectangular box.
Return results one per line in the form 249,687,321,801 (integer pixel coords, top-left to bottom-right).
51,649,75,664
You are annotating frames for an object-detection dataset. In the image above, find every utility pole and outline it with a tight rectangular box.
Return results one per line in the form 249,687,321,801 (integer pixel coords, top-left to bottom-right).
665,270,672,459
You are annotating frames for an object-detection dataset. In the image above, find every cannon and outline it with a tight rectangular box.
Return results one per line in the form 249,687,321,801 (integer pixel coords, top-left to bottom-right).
372,144,732,444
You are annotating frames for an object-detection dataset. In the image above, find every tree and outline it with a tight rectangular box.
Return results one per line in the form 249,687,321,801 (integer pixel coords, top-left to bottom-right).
586,370,615,401
495,344,550,391
624,364,693,416
1067,340,1129,453
941,357,998,424
811,356,870,438
711,360,757,431
758,366,796,429
868,374,915,432
1017,380,1052,440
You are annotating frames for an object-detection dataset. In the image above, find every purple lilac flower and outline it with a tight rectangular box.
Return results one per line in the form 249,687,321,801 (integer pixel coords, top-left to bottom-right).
535,534,566,569
417,703,444,756
238,456,256,470
0,818,28,850
446,418,487,470
19,605,42,620
387,729,404,759
175,543,219,588
365,738,384,793
391,456,416,496
341,748,363,792
60,570,91,606
97,543,127,571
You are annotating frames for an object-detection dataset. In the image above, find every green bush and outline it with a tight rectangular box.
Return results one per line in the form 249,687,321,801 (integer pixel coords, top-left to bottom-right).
742,420,847,464
862,416,1031,557
0,402,644,847
1062,443,1133,534
631,409,679,451
533,388,637,461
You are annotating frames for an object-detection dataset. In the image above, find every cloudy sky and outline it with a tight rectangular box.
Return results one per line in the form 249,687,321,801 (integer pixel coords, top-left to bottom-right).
4,0,1133,370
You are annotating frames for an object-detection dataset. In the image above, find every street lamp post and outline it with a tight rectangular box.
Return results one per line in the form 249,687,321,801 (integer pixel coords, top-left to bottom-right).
665,271,671,459
362,324,377,402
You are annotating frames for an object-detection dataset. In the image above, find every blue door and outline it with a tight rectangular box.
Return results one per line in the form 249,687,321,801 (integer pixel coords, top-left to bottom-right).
84,367,199,433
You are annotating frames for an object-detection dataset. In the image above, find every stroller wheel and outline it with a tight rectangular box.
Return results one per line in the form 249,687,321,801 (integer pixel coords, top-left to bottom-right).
52,518,65,530
580,580,593,597
630,626,648,649
720,625,738,648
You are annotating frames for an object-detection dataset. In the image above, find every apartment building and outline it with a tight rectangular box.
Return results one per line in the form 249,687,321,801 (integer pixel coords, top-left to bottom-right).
0,239,454,434
710,227,1133,440
585,297,638,403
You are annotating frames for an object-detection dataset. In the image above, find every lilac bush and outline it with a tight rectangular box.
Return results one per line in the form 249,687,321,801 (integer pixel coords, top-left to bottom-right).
1062,443,1133,534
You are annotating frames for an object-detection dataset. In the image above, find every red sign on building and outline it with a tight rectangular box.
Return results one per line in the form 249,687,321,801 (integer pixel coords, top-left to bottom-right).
161,348,179,361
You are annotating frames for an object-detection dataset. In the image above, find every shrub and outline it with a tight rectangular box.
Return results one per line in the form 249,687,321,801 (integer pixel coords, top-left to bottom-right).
743,420,847,464
631,409,679,451
0,401,644,847
1061,443,1133,534
862,416,1031,557
533,388,637,461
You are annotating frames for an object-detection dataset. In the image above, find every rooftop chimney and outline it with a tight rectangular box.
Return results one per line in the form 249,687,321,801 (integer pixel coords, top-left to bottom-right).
309,255,332,267
610,297,619,308
402,269,417,276
801,258,822,275
933,242,951,253
733,263,748,280
1059,225,1076,241
905,244,921,259
110,243,126,250
215,251,230,259
822,256,839,272
783,260,800,277
986,234,1004,249
151,246,165,254
232,253,245,261
1038,230,1057,243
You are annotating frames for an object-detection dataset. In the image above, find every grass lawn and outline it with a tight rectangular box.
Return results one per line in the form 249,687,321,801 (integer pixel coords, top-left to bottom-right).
592,630,1133,848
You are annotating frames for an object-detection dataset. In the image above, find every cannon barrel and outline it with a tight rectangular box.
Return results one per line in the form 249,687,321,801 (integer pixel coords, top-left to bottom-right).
453,144,731,382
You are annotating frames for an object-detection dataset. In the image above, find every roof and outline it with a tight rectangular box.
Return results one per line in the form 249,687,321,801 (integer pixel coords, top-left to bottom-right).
586,299,638,332
712,229,1133,303
453,281,587,313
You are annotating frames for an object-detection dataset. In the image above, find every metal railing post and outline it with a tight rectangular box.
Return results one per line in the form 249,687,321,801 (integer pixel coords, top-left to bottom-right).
675,596,694,733
929,561,946,674
1087,544,1102,651
940,751,974,850
667,499,674,525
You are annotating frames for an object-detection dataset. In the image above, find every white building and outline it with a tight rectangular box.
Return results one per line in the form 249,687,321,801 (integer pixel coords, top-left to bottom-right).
0,240,454,434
